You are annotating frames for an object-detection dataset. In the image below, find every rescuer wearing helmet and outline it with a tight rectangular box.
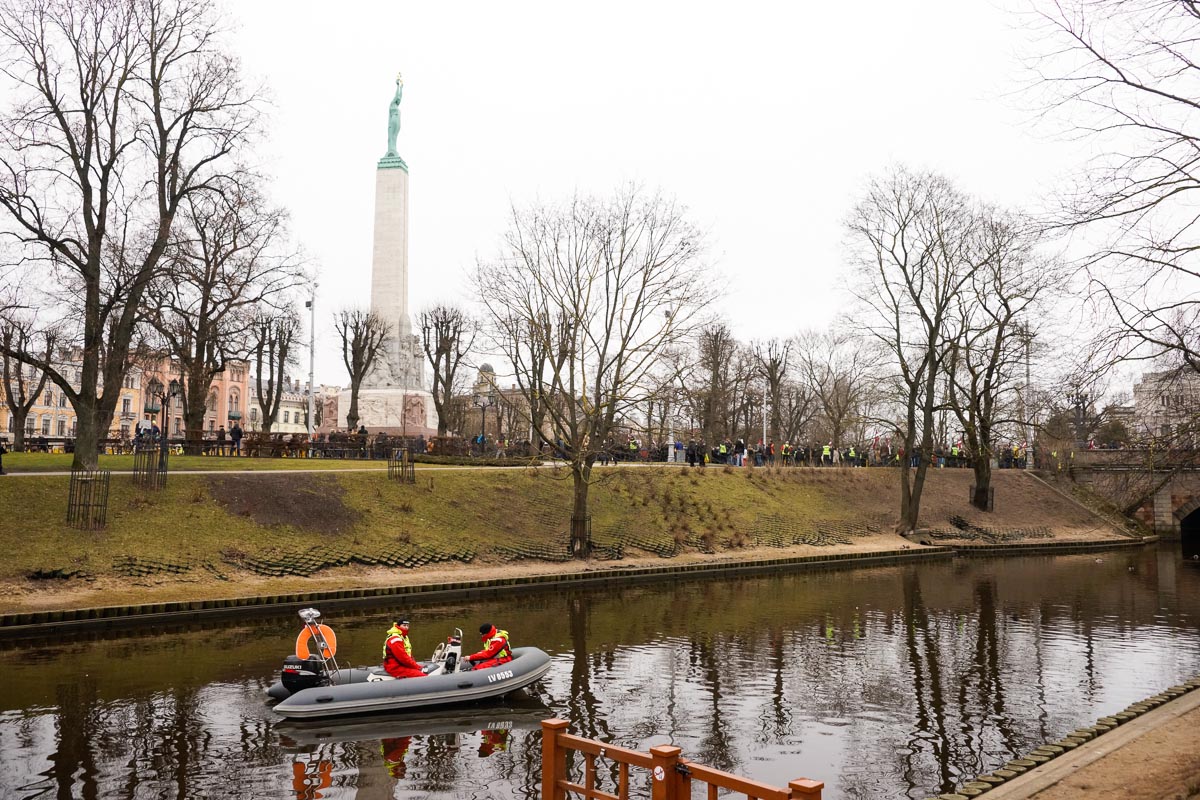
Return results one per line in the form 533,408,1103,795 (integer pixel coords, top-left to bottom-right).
382,620,426,679
467,622,514,670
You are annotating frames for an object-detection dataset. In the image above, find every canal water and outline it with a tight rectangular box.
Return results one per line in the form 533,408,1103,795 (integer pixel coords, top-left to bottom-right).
3,543,1199,800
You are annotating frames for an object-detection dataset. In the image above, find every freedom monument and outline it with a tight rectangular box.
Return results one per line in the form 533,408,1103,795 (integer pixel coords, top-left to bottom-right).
338,75,437,436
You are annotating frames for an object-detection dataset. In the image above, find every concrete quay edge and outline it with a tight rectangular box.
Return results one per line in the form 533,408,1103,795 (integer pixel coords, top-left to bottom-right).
0,536,1150,639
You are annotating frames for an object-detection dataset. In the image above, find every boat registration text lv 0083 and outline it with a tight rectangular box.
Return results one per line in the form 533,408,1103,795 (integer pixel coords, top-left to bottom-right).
487,670,514,684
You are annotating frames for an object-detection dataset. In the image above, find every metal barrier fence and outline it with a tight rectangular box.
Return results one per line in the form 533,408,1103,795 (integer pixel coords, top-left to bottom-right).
387,448,416,483
132,444,168,489
540,718,823,800
67,468,111,530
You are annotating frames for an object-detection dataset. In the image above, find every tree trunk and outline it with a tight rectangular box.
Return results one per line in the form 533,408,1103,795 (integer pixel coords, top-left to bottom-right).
184,387,208,456
570,461,592,558
11,409,27,451
346,386,360,432
972,457,992,511
71,406,102,470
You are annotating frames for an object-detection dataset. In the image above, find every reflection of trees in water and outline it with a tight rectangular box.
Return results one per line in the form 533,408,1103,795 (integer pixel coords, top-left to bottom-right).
9,547,1200,799
755,626,792,743
900,569,952,795
689,634,736,772
50,678,101,799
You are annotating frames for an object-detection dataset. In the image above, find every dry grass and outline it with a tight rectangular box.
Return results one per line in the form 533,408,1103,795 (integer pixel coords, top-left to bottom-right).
0,466,1124,605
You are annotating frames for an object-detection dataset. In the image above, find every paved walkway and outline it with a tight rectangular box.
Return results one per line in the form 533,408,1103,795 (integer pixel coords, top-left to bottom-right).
984,688,1200,800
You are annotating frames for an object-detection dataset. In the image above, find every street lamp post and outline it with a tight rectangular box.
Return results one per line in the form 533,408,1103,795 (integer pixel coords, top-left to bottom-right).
145,376,180,471
305,283,317,442
472,391,496,454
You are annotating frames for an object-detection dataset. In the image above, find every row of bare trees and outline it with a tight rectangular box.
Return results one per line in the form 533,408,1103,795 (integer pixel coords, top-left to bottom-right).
0,0,309,464
849,167,1061,531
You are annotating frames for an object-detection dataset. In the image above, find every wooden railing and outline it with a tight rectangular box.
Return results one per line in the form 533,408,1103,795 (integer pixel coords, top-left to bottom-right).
541,718,824,800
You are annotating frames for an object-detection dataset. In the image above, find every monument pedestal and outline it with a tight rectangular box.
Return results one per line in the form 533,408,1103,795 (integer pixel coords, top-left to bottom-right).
339,387,437,437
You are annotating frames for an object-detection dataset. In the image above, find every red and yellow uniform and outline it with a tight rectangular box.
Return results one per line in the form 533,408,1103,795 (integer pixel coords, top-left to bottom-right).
468,623,513,669
382,622,426,679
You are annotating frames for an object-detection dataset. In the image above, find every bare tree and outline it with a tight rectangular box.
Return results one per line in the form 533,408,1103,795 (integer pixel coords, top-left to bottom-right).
251,310,299,435
694,323,740,444
794,329,876,450
335,308,390,431
0,317,53,450
145,182,299,450
1033,0,1200,374
849,167,985,532
0,0,260,468
945,211,1057,508
419,304,476,437
477,188,711,557
777,381,820,446
752,338,791,442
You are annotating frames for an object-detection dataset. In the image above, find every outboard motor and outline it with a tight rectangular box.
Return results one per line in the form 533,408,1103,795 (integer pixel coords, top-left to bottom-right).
281,654,327,694
443,629,463,673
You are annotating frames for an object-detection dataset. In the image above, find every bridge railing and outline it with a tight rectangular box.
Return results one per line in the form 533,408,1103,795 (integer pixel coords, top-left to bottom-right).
540,718,824,800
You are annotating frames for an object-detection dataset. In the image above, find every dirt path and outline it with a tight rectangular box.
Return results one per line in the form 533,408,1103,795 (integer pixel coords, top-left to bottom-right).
983,688,1200,800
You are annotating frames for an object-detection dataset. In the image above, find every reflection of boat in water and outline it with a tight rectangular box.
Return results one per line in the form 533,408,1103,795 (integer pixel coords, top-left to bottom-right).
266,609,554,720
274,695,553,749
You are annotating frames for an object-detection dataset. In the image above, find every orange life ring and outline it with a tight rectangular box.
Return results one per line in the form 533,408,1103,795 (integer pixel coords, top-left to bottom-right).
295,624,337,660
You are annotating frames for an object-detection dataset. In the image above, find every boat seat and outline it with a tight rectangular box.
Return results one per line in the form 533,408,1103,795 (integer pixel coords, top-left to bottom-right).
366,669,395,682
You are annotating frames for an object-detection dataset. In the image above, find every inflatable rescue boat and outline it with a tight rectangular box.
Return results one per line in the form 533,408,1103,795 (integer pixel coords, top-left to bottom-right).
266,608,553,720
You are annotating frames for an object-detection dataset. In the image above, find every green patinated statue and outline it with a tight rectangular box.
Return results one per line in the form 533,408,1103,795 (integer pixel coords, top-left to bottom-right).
386,74,403,157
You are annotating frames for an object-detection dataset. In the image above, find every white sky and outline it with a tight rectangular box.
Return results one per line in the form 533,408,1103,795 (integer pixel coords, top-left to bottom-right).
229,0,1082,386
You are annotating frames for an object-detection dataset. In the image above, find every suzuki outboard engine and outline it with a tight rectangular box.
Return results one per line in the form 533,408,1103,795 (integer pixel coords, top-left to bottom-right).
281,654,328,694
443,631,461,673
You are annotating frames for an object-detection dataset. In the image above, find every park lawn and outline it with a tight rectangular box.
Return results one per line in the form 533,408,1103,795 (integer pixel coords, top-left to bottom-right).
0,465,845,584
0,465,1126,613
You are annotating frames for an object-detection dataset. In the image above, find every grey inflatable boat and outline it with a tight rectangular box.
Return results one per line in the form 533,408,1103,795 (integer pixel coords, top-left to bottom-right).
266,609,553,720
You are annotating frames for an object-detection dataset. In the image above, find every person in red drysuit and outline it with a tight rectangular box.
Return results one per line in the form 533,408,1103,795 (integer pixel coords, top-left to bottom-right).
382,620,426,679
467,622,513,670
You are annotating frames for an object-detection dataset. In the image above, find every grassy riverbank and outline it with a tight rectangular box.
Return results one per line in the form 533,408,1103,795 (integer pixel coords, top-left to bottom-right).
0,466,1133,614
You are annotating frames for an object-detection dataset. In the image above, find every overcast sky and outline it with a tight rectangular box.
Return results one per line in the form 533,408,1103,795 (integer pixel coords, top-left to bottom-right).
229,0,1081,386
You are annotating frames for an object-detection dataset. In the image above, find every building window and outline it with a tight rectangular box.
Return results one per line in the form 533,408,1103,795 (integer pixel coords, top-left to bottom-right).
284,411,290,424
174,417,182,435
57,418,66,436
120,424,130,439
44,390,53,407
250,408,258,422
5,414,11,432
41,416,50,435
229,392,239,413
71,418,77,436
59,393,67,408
122,397,131,414
208,420,214,431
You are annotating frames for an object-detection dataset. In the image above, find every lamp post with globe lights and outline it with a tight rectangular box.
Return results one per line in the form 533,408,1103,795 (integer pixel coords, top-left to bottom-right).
144,376,180,474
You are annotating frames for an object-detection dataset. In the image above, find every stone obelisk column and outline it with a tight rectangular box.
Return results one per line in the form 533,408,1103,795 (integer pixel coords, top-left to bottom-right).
367,74,418,389
343,74,437,436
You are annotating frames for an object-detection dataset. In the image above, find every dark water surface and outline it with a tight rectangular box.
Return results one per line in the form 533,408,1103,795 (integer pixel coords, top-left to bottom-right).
3,544,1199,800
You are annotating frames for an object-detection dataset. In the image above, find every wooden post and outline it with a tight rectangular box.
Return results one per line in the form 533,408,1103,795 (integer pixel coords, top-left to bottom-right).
649,744,682,800
541,718,570,800
790,778,825,799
